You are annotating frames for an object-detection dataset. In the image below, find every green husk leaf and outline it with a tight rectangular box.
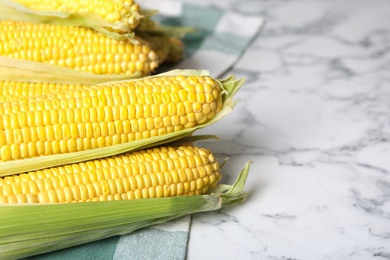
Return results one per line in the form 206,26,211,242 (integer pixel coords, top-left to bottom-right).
0,162,251,260
219,161,252,205
166,134,219,145
137,9,195,38
137,24,197,38
140,9,159,18
0,69,245,176
0,0,138,40
0,56,142,84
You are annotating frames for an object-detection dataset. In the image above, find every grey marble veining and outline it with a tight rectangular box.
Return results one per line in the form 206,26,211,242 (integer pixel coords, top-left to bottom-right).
182,0,390,259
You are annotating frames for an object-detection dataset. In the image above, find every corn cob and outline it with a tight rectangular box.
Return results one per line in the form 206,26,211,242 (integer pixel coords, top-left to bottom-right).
0,145,221,203
0,74,223,161
10,0,142,32
0,21,159,76
165,37,185,63
140,32,184,65
0,81,85,102
0,163,250,260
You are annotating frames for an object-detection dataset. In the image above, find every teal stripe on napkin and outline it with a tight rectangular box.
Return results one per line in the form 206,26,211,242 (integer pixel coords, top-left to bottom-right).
181,4,223,32
28,236,119,260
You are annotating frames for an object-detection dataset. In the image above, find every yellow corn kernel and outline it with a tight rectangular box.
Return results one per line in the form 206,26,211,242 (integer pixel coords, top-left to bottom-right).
0,145,221,203
0,75,223,161
0,81,85,102
0,21,159,76
12,0,141,30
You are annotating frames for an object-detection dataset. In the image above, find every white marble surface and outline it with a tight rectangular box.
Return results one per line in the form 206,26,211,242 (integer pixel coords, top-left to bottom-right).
183,0,390,259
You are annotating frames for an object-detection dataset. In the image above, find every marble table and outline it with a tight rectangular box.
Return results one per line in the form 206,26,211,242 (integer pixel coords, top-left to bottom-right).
183,0,390,259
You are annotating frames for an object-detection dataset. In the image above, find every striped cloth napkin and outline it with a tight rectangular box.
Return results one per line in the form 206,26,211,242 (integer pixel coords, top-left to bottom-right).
26,1,263,259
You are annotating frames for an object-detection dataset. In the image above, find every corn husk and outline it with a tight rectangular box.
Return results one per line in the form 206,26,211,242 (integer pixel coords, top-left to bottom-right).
0,56,142,85
0,161,251,260
0,69,245,176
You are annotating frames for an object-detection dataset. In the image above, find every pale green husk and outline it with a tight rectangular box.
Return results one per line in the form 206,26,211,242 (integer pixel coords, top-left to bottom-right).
0,56,142,84
0,0,139,40
0,162,251,260
135,9,195,38
0,69,245,176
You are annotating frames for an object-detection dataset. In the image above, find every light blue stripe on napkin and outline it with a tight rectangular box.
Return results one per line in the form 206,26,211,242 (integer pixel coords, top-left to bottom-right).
26,2,263,260
113,216,190,260
27,217,190,260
